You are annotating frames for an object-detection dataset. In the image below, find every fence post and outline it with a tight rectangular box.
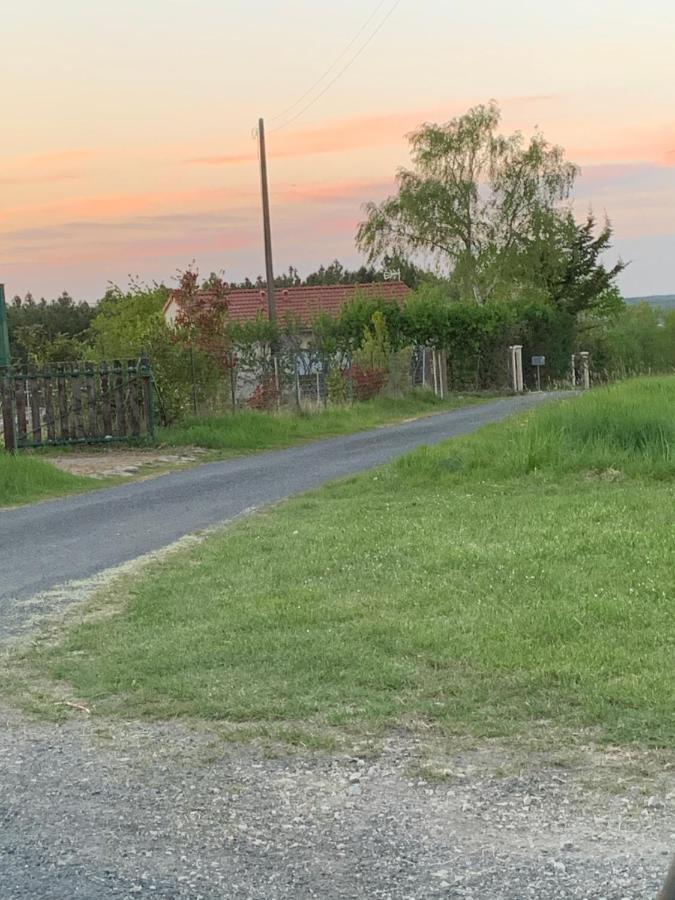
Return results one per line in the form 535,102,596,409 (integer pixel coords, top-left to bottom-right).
294,353,301,410
1,367,17,452
579,351,590,390
189,345,198,415
139,350,154,438
509,345,524,393
0,285,10,369
100,362,113,437
229,353,237,415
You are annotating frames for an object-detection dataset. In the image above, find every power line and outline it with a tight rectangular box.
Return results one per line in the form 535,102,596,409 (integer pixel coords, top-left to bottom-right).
270,0,390,124
272,0,403,133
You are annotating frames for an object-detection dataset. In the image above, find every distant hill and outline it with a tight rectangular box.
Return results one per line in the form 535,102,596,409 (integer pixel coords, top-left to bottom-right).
625,295,675,310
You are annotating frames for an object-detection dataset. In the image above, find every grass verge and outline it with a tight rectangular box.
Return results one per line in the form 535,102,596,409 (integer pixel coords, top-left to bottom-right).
10,377,675,746
3,391,487,505
155,391,487,452
0,452,99,507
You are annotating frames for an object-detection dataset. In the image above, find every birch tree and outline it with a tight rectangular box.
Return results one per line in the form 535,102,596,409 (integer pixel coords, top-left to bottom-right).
356,101,578,303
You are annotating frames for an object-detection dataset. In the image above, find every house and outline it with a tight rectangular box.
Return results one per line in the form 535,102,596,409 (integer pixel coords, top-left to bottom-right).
163,281,414,406
162,281,411,331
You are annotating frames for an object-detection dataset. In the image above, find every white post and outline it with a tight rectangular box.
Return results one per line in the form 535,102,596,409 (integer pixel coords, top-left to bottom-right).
571,354,577,388
579,351,590,390
432,349,438,396
508,346,517,392
512,345,524,392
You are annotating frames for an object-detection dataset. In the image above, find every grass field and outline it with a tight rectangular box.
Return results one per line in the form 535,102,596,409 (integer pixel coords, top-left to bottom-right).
156,391,485,452
0,452,98,507
15,377,675,746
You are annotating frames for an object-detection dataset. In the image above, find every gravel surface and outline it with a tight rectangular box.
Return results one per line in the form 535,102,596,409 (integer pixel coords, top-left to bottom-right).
0,705,672,899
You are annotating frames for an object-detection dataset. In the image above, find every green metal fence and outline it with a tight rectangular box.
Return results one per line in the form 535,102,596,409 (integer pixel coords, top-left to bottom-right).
1,356,154,451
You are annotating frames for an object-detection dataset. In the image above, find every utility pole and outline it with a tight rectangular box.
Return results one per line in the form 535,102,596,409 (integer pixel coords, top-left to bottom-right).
0,284,10,367
257,118,276,325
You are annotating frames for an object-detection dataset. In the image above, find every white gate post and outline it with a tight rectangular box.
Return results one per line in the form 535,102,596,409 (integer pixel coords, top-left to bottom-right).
511,345,524,392
579,351,590,390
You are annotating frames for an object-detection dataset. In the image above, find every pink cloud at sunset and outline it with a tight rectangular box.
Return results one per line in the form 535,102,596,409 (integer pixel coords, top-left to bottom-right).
2,0,674,299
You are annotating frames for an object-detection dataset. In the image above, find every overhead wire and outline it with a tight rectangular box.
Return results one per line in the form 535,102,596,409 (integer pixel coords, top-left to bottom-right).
271,0,403,132
270,0,390,124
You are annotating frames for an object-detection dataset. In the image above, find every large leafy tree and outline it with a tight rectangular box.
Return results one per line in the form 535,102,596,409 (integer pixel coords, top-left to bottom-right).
356,101,578,303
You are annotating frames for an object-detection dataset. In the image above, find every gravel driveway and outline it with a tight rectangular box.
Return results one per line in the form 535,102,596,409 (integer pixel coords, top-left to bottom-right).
0,703,672,899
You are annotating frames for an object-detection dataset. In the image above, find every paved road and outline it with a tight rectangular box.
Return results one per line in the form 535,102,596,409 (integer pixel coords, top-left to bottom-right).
0,394,560,619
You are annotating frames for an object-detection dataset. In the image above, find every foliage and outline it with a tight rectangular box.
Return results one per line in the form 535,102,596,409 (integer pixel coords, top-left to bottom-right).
216,257,425,289
399,285,575,388
348,364,387,400
514,211,626,317
90,281,217,424
582,303,675,379
356,310,391,370
357,101,578,304
172,269,234,375
8,292,96,365
326,367,348,404
246,378,280,411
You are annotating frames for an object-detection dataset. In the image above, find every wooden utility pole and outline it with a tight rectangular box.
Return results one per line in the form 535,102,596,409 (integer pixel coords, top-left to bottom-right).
257,118,276,325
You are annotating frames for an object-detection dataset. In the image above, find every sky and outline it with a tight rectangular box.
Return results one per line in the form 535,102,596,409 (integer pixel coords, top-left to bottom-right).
1,0,674,301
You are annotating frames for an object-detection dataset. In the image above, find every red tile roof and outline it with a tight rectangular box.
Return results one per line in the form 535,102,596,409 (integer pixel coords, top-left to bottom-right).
165,282,411,326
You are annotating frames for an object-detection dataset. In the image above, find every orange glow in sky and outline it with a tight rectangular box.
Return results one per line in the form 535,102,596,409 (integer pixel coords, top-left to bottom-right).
2,0,674,299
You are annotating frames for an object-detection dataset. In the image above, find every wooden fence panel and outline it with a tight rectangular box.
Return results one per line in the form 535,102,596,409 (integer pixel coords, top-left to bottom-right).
1,358,154,450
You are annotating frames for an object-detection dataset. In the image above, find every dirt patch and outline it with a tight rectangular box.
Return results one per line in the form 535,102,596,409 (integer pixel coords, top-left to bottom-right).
44,448,207,479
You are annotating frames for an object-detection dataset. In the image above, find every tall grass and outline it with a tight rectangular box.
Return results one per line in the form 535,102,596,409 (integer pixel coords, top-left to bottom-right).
156,391,483,452
396,377,675,483
0,452,96,507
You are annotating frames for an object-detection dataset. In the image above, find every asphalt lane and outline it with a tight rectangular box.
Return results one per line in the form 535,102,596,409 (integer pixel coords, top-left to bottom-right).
0,394,563,614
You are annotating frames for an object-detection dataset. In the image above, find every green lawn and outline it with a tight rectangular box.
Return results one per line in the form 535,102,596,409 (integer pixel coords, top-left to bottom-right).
15,377,675,746
0,452,98,507
156,391,487,452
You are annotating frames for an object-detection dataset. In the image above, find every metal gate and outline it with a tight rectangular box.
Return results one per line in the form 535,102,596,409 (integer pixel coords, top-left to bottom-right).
1,356,154,450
